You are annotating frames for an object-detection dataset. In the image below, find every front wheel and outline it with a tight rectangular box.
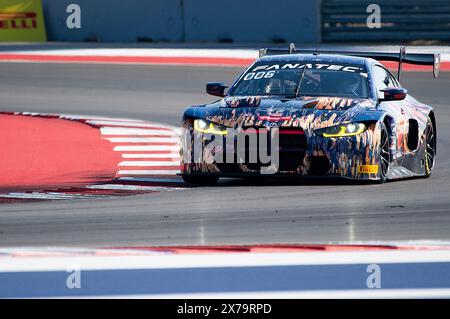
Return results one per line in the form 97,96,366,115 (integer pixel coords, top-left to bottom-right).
182,174,219,186
423,118,436,178
377,122,391,184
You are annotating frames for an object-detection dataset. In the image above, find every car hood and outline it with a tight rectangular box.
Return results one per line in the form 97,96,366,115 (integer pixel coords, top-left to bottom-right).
198,96,382,131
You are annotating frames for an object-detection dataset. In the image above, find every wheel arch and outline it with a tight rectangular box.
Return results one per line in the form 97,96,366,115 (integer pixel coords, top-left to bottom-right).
182,105,207,122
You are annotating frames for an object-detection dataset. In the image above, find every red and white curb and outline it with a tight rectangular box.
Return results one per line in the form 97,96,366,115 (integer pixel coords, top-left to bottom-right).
95,121,181,176
0,48,258,67
0,112,186,201
0,48,449,70
86,117,181,177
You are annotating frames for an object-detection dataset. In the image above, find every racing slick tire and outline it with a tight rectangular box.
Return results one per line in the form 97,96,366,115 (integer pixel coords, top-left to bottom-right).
423,117,436,178
377,122,391,184
182,174,219,186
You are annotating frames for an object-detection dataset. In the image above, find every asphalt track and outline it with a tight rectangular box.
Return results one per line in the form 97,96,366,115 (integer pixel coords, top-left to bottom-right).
0,62,449,247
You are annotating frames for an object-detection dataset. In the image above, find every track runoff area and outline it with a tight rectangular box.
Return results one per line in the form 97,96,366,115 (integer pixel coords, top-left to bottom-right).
1,47,450,298
0,112,184,201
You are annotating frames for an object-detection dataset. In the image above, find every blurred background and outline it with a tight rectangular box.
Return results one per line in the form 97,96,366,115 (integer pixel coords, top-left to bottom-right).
1,0,449,44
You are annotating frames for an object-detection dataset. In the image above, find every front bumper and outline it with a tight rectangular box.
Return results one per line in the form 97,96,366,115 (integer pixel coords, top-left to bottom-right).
180,123,382,180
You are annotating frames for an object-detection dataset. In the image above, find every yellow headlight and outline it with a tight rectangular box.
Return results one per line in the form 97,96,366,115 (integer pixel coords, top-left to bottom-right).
193,119,228,135
317,123,366,138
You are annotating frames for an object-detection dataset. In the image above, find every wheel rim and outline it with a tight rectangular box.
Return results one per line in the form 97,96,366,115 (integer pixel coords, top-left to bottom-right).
425,120,436,173
380,126,390,178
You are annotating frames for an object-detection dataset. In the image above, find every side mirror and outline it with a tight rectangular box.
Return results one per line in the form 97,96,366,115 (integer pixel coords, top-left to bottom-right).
206,82,228,97
379,87,408,101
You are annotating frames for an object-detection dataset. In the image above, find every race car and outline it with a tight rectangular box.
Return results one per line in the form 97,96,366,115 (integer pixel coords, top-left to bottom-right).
180,44,439,185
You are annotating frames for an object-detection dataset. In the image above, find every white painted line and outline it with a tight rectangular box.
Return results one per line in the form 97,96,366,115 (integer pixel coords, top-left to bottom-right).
0,247,157,256
86,184,181,191
58,114,147,123
119,161,180,167
104,288,450,299
173,128,182,135
114,145,179,152
11,112,153,124
0,192,108,200
121,153,180,159
1,48,259,59
106,137,179,143
21,112,50,117
118,170,181,175
100,127,177,136
2,250,450,272
117,177,183,183
87,120,177,129
333,240,450,248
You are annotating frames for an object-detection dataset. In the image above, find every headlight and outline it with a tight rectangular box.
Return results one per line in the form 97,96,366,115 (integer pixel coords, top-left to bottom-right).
315,123,366,138
193,119,228,135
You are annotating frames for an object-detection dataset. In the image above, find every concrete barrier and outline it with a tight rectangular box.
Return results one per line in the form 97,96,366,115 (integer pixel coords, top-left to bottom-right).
183,0,320,43
41,0,321,43
42,0,183,42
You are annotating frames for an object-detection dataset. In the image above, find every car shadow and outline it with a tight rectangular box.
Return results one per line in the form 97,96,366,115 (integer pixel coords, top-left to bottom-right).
184,173,427,188
213,176,375,187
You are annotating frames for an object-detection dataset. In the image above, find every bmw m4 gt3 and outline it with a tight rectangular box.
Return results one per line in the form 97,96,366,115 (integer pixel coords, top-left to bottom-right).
180,44,439,185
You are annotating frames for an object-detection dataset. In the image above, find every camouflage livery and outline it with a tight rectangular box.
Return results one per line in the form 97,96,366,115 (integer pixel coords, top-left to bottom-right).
181,53,437,182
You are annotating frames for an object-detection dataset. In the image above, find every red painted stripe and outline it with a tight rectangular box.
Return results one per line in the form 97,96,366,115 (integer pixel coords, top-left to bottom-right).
125,157,180,162
115,142,178,146
42,188,145,196
244,129,305,135
279,130,305,135
105,135,177,139
119,166,180,170
0,54,449,71
259,115,293,121
0,12,36,19
119,150,179,154
0,54,255,67
110,244,450,254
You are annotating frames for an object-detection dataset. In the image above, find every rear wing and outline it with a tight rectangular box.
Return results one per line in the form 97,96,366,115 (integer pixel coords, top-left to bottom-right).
259,43,440,80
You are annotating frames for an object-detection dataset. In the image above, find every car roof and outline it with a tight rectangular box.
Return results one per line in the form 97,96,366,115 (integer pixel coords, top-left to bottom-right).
257,53,376,67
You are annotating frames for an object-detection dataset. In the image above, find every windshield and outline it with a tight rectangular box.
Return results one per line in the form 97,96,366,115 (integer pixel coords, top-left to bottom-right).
230,62,370,98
